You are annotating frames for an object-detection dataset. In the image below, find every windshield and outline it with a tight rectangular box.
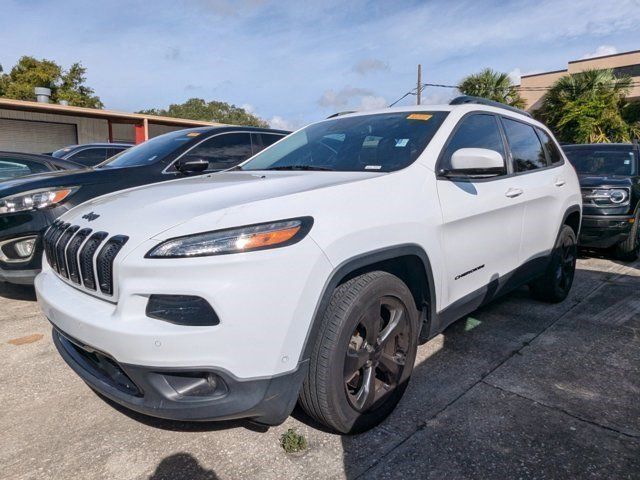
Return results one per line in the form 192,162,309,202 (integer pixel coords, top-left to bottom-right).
241,111,448,172
564,146,637,176
97,130,199,168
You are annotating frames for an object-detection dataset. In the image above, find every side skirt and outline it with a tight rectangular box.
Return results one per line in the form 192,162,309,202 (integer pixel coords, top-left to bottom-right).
432,253,551,335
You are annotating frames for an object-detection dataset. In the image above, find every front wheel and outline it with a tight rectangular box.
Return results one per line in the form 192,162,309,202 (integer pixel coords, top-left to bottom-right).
614,210,639,262
529,225,577,303
299,271,419,434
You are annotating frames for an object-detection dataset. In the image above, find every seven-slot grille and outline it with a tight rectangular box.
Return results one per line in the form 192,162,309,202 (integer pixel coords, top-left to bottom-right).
43,221,128,296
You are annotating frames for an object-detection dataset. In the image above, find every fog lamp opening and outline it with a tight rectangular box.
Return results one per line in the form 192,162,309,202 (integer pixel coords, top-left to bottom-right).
146,295,220,326
0,236,37,262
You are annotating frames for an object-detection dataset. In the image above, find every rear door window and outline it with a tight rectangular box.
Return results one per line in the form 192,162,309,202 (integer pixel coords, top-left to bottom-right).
68,148,108,167
251,133,284,155
536,129,564,166
183,133,253,171
501,118,548,172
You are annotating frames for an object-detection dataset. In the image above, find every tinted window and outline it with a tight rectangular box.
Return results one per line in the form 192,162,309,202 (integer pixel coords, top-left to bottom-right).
242,112,448,172
0,158,49,180
99,130,198,169
251,133,284,155
537,129,563,165
107,147,129,159
68,148,108,166
502,118,547,172
563,146,636,176
441,114,506,171
185,133,253,171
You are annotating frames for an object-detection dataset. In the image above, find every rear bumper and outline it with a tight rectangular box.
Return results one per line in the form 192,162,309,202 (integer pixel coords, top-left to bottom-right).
53,326,306,424
578,214,634,249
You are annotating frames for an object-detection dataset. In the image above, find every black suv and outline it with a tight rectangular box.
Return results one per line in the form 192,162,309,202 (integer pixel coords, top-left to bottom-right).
0,126,288,285
563,142,640,260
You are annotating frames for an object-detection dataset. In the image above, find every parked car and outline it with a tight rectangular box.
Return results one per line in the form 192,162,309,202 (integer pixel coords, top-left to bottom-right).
35,97,581,434
563,143,639,260
0,151,84,181
0,126,288,285
49,143,133,167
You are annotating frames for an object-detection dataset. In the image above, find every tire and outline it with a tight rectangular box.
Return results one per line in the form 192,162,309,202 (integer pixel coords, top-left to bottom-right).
299,271,420,434
614,209,639,262
529,225,577,303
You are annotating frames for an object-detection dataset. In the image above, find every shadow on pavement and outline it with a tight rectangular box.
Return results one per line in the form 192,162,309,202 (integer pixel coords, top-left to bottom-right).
0,281,36,301
338,259,639,478
149,452,218,480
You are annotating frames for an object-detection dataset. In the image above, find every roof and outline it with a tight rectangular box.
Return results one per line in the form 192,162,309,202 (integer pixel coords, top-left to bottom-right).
0,97,223,127
568,48,640,64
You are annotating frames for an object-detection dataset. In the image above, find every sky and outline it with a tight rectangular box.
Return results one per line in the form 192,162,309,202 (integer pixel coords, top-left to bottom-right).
1,0,639,130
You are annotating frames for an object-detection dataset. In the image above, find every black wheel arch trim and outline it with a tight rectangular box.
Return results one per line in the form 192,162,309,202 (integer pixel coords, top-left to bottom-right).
298,244,437,364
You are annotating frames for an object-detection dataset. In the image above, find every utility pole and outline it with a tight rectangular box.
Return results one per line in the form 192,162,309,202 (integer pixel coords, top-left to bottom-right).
417,64,422,105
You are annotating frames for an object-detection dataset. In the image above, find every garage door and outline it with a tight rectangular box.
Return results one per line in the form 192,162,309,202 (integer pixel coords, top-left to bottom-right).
0,118,77,154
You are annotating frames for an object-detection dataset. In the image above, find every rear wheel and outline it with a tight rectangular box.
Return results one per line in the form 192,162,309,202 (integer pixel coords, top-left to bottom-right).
299,271,419,434
614,210,639,262
529,225,577,303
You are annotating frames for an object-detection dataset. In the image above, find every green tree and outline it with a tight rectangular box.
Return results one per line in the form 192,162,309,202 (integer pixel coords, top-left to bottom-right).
458,68,525,108
0,56,103,108
139,98,268,127
536,69,634,143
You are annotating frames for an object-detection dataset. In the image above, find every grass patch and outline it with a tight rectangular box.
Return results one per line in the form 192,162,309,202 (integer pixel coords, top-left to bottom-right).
280,428,308,454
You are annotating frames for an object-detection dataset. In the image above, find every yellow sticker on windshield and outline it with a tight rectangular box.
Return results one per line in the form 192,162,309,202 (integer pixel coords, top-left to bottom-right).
407,113,432,121
186,132,201,137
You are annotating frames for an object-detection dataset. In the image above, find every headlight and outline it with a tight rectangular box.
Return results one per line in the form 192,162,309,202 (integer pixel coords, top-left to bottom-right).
0,187,78,214
146,217,314,258
582,187,629,206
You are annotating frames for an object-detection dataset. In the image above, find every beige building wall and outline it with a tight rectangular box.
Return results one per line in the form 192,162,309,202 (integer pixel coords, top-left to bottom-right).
519,49,640,111
0,108,109,144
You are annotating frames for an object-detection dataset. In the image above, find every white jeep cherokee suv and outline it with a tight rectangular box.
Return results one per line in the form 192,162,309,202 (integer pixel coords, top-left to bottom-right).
36,97,581,434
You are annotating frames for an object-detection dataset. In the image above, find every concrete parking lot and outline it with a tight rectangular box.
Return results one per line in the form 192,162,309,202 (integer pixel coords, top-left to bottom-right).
1,256,638,479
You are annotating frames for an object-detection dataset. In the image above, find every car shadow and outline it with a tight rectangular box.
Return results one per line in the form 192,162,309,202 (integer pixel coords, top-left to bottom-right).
148,452,219,480
335,262,639,478
0,282,36,301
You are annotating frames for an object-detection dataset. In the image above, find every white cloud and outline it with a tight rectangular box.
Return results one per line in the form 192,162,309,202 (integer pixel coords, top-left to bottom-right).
241,103,255,113
353,58,390,75
268,115,295,130
508,68,522,84
581,45,618,60
318,86,375,108
356,95,388,111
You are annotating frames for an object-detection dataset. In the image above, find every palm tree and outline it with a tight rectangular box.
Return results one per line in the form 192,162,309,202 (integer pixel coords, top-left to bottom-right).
458,68,526,108
537,69,634,143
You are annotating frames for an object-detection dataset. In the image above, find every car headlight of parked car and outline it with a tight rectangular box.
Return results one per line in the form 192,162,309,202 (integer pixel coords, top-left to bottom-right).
582,187,630,206
146,217,314,258
0,187,78,214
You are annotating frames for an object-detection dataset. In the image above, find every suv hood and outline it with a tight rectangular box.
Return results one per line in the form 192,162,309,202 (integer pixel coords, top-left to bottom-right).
578,175,633,188
62,170,382,239
0,167,130,197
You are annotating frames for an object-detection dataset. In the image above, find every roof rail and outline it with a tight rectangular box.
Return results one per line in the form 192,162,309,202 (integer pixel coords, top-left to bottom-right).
326,111,356,119
449,95,532,118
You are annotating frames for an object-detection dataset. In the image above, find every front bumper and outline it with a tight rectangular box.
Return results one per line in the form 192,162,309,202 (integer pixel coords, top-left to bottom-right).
579,214,635,249
53,327,306,424
0,265,39,285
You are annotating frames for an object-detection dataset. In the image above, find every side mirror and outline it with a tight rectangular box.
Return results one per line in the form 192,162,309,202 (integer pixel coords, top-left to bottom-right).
175,156,209,174
442,148,505,178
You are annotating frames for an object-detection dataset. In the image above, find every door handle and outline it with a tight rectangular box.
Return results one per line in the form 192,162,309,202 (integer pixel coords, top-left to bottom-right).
555,178,566,187
505,188,523,198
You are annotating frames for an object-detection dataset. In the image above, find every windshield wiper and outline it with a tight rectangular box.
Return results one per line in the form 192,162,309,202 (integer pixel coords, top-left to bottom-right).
264,165,335,171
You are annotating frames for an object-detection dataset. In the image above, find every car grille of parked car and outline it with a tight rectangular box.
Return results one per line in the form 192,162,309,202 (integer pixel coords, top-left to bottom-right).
43,221,128,296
